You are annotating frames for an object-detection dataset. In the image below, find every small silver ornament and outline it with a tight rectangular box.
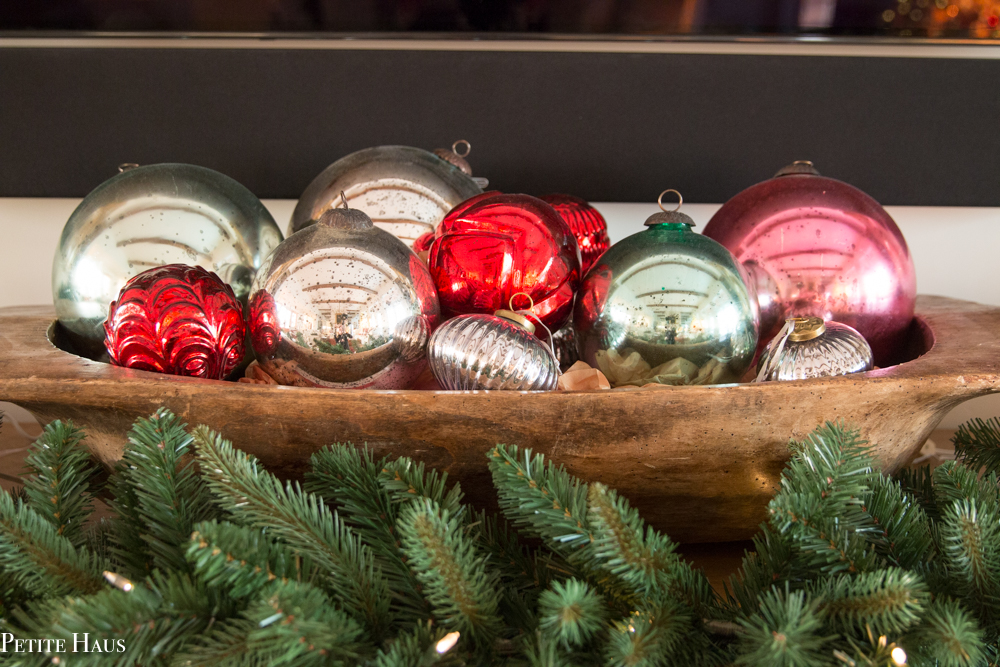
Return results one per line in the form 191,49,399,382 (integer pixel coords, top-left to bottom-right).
248,197,440,389
755,316,873,382
428,309,559,391
290,144,483,247
52,163,283,347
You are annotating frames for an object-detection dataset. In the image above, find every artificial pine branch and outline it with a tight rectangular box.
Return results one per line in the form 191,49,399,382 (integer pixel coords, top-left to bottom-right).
894,464,940,522
397,497,502,647
933,462,1000,514
22,420,95,548
115,409,222,574
307,445,433,625
860,475,933,569
0,492,105,596
379,456,465,517
735,586,832,667
603,600,689,667
953,417,1000,475
936,497,1000,623
186,520,313,598
768,423,881,576
487,444,592,562
814,568,929,635
191,425,392,640
725,524,796,618
904,596,986,667
537,578,606,650
370,622,462,667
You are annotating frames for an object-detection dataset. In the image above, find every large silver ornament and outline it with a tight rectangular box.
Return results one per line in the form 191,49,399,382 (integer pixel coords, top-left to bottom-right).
573,191,759,387
290,145,483,247
248,202,440,389
52,163,282,347
428,311,559,391
755,317,873,382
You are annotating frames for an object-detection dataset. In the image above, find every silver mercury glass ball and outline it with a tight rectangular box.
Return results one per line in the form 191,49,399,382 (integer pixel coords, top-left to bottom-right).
290,145,483,247
428,310,559,391
573,191,759,387
755,316,873,382
52,163,283,347
248,202,441,389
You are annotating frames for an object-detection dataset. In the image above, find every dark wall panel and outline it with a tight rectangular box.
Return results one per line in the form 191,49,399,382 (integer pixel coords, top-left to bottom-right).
1,46,997,205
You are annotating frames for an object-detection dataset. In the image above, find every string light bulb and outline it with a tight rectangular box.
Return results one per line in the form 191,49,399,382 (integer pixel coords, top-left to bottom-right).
435,631,460,654
891,647,907,665
103,570,134,592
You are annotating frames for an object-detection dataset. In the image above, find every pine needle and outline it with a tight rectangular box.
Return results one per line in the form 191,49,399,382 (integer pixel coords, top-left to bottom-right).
192,425,392,640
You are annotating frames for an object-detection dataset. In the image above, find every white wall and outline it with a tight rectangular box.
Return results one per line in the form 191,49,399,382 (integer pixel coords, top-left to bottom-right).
2,198,998,427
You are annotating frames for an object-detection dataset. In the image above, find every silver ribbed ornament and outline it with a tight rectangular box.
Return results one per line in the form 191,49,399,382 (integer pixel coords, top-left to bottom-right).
428,310,559,391
755,316,873,382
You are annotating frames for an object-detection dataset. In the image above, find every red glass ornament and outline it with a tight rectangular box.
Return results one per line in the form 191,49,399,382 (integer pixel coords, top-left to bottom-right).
702,163,916,365
540,194,610,273
105,264,246,379
426,193,581,332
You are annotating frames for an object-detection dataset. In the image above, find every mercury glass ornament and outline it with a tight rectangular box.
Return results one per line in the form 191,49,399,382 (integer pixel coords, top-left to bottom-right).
574,191,759,387
290,145,483,247
756,316,873,382
428,310,559,391
53,163,282,348
702,161,916,365
540,194,610,273
248,201,440,389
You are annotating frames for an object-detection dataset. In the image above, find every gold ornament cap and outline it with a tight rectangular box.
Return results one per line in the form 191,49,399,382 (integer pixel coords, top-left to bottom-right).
787,316,826,342
494,309,536,334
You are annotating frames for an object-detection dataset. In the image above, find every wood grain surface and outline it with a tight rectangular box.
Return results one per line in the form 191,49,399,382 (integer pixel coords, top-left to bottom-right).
1,295,997,543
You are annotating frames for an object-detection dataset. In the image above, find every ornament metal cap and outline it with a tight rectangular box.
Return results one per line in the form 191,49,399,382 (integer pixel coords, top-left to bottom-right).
644,189,695,227
315,193,375,231
434,139,474,175
494,309,536,334
787,316,826,342
774,160,821,177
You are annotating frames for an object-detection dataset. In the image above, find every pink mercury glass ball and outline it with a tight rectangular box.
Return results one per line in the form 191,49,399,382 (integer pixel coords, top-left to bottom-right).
702,162,916,366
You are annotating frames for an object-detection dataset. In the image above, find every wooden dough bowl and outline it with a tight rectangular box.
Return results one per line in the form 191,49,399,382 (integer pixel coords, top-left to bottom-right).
1,295,998,543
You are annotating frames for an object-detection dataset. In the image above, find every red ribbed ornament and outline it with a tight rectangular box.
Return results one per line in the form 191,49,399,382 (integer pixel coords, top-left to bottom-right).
540,194,610,273
104,264,246,379
426,193,581,332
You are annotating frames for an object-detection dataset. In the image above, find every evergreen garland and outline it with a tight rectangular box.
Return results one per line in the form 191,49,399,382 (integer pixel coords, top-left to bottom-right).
0,407,998,665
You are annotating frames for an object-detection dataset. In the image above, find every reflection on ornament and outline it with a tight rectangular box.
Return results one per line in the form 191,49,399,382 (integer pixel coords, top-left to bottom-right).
249,203,440,389
574,190,758,387
290,145,483,247
426,193,581,333
104,264,245,379
53,163,282,347
702,161,916,365
540,194,610,273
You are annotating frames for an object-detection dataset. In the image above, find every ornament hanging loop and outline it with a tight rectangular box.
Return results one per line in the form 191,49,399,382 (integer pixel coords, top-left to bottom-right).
452,140,471,158
658,189,683,212
118,163,139,173
508,292,560,366
339,191,349,209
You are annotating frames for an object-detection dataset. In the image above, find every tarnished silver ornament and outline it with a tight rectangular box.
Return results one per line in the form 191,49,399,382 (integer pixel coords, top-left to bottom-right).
428,309,559,391
248,198,440,389
551,325,580,373
755,316,873,382
289,145,483,247
52,163,283,347
573,190,759,387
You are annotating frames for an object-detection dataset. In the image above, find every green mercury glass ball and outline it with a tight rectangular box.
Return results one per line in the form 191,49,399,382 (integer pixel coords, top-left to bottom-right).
573,208,759,387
